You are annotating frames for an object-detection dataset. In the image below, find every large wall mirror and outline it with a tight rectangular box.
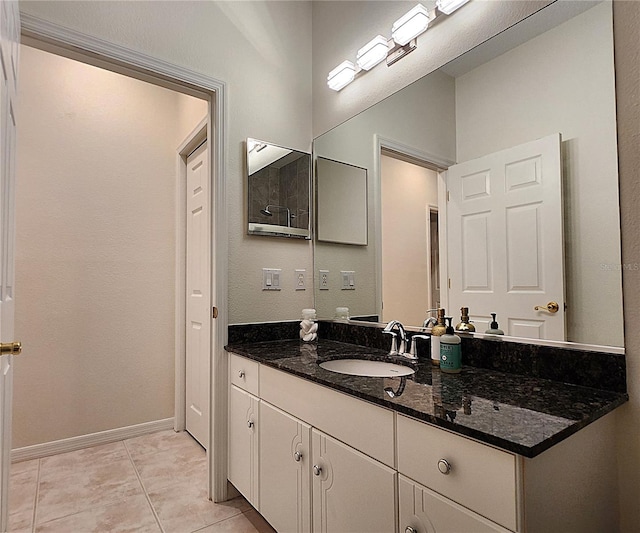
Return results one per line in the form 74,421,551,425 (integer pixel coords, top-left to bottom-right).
247,138,311,239
313,0,624,350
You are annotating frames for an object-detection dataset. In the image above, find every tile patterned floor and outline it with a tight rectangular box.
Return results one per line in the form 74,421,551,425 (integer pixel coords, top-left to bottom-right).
8,430,276,533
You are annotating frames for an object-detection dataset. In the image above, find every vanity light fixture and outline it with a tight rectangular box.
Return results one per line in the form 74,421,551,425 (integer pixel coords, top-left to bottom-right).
436,0,470,15
326,1,470,91
327,60,357,91
391,3,433,46
356,35,389,71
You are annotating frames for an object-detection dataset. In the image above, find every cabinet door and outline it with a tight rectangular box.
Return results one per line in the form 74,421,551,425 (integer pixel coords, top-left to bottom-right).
312,429,396,533
259,401,312,533
228,384,259,507
399,475,511,533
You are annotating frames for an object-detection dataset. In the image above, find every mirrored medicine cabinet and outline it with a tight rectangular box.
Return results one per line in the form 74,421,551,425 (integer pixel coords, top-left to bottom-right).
246,138,311,239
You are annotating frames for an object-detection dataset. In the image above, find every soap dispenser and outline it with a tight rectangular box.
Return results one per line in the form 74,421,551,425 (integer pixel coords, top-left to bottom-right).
440,317,462,374
455,307,475,332
485,313,505,335
430,308,447,366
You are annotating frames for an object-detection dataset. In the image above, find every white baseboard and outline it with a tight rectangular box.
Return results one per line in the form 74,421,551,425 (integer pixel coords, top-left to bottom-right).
11,418,175,463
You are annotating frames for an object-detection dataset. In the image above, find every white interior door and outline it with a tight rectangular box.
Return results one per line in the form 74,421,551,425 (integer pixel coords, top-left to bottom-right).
447,133,565,340
0,1,19,530
185,141,210,449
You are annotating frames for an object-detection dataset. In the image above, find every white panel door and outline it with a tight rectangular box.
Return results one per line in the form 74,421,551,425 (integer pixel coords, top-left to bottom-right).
447,134,565,340
0,1,19,531
185,141,210,448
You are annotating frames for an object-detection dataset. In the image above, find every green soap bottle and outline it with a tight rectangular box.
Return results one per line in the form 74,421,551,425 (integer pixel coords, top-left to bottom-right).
440,317,462,374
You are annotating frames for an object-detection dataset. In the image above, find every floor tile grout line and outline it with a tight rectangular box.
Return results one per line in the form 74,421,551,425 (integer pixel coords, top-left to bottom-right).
30,459,41,533
123,438,166,533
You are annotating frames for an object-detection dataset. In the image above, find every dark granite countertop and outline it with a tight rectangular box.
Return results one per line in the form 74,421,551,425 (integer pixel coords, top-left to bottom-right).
225,339,628,458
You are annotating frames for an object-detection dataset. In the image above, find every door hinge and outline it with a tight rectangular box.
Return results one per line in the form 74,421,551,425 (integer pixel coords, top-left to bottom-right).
448,278,451,289
212,306,218,319
447,190,450,202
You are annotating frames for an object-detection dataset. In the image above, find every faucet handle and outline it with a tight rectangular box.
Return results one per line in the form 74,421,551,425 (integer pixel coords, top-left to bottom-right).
408,334,430,359
382,330,398,355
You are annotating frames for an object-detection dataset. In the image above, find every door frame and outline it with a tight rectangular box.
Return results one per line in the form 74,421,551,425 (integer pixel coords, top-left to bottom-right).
175,118,208,435
20,14,230,502
374,135,454,320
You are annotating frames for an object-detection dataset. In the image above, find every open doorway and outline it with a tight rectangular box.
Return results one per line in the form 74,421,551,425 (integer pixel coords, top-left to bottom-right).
380,150,445,325
12,44,210,459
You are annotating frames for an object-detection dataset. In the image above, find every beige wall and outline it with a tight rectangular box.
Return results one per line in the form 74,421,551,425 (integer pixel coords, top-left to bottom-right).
20,0,315,326
613,1,640,530
14,45,207,447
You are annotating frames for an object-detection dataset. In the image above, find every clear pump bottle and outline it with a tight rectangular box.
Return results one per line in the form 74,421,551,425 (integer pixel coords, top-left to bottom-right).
430,308,447,366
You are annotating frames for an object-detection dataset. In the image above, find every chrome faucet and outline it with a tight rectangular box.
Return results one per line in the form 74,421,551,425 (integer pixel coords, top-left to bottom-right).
423,308,439,330
383,320,408,357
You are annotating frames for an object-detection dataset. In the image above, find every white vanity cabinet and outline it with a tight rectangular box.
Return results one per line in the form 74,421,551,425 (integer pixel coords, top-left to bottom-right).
258,400,312,533
227,355,260,507
227,352,619,533
228,353,397,533
311,428,396,533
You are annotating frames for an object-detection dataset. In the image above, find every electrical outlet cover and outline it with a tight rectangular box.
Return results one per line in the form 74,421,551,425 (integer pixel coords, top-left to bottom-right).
295,269,306,290
319,269,329,290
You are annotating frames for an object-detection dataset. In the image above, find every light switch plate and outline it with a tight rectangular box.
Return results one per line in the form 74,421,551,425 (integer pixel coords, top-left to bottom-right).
295,269,306,290
262,268,281,290
319,269,329,290
341,270,355,290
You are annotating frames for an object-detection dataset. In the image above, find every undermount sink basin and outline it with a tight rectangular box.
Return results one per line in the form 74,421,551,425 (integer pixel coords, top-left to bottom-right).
319,359,415,377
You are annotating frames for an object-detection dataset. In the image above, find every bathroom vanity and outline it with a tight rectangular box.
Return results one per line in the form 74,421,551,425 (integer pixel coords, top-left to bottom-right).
225,335,627,533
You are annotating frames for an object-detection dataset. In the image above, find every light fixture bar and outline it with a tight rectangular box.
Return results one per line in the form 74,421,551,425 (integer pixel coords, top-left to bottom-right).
327,60,356,91
386,38,417,66
391,3,433,46
436,0,470,15
356,35,389,71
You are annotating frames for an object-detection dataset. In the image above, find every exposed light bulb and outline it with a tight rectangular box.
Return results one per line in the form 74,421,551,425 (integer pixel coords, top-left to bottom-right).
327,60,356,91
356,35,389,71
436,0,470,15
392,3,433,46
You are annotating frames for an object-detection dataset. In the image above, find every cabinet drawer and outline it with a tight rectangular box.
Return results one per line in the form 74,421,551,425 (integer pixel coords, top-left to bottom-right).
260,364,395,467
229,353,259,396
397,414,518,531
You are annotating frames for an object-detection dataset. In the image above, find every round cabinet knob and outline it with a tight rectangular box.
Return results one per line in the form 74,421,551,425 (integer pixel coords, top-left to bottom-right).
437,458,452,475
405,527,417,533
294,451,302,462
247,420,254,429
238,370,245,378
313,465,322,476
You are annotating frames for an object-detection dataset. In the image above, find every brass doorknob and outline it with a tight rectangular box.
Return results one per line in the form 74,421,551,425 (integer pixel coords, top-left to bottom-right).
534,302,559,314
0,341,21,355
